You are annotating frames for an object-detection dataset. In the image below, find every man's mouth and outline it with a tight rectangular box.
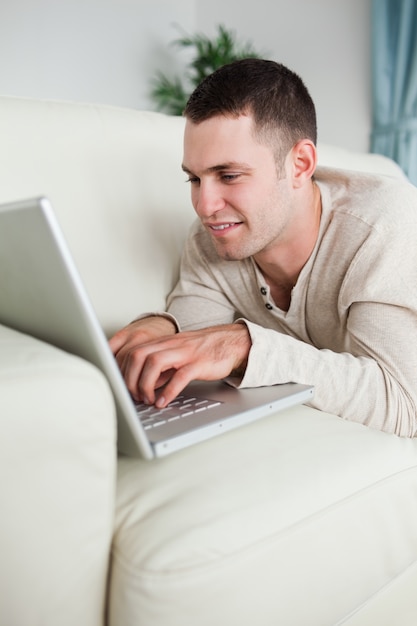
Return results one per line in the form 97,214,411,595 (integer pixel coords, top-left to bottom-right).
207,222,242,233
211,223,235,230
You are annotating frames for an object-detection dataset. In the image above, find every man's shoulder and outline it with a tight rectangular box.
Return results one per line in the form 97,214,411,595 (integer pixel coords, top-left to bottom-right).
315,165,413,195
315,166,417,232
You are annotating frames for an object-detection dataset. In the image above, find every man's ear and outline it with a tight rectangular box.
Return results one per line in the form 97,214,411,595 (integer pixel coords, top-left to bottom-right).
289,139,317,188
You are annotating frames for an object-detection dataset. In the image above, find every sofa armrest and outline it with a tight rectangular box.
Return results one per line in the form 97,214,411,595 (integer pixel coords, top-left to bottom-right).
0,324,117,626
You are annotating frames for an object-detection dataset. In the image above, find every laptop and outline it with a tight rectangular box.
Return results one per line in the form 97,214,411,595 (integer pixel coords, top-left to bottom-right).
0,197,314,459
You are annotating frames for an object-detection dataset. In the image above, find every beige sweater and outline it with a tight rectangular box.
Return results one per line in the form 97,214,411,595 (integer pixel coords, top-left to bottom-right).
167,167,417,437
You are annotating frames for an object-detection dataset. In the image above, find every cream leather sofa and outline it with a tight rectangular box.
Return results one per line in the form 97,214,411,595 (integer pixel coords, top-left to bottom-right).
1,95,417,626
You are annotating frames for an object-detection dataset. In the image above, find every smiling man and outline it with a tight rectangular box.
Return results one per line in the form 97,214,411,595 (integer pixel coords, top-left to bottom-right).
110,58,417,437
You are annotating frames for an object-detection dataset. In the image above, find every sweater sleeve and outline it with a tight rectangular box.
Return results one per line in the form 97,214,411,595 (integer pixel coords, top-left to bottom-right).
234,306,417,437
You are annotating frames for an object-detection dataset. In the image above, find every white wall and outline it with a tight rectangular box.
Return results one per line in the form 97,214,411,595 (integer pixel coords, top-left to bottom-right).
195,0,372,152
0,0,195,110
0,0,371,151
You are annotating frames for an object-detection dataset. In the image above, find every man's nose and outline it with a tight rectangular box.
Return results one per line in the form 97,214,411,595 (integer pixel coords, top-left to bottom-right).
194,181,225,218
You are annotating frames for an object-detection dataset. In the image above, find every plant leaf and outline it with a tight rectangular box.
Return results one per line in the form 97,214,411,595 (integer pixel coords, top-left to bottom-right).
149,25,264,115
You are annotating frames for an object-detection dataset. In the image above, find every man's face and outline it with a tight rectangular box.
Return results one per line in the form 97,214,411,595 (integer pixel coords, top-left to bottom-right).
182,114,295,262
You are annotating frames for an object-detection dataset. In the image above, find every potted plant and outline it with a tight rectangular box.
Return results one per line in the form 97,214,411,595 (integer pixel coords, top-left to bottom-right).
150,24,262,115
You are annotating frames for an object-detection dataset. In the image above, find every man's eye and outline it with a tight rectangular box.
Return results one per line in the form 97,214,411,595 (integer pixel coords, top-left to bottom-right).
221,173,240,182
185,176,200,185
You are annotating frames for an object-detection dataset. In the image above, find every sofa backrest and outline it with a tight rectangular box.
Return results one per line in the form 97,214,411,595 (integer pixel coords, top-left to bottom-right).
0,96,405,336
0,96,193,335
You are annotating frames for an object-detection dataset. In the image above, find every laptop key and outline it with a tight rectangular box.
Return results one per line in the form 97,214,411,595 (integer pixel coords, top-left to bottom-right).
135,395,223,429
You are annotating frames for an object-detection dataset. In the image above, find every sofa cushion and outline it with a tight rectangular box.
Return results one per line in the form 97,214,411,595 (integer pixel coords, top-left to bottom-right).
109,406,417,626
0,324,117,626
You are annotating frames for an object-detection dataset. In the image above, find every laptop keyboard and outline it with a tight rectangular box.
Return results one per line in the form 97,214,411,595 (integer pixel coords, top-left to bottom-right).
135,394,222,430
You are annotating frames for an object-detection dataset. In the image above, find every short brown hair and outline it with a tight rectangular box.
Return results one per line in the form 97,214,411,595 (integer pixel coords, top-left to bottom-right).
184,58,317,166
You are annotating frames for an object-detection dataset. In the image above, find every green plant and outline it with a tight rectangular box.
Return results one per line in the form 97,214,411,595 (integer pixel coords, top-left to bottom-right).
150,25,262,115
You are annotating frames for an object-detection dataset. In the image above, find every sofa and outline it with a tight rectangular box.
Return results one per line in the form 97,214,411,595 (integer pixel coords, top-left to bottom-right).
1,95,417,626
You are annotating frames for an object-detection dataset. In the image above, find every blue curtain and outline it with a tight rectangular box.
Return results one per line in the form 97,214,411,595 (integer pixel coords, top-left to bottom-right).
371,0,417,184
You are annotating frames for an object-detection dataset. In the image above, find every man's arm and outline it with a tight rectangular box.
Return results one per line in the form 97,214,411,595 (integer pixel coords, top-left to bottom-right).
235,301,417,438
109,223,250,408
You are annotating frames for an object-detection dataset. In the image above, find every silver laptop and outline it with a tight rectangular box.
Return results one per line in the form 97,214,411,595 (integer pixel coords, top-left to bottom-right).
0,197,314,459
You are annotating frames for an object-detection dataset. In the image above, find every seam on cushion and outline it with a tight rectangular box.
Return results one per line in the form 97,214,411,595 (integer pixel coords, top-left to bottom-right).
333,558,417,625
111,464,417,581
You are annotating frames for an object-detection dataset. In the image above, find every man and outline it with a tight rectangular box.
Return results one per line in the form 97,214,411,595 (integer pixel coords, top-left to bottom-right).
110,58,417,437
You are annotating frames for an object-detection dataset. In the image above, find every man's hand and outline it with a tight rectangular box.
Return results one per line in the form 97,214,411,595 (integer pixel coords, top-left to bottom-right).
110,316,177,387
110,319,251,407
110,316,177,357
